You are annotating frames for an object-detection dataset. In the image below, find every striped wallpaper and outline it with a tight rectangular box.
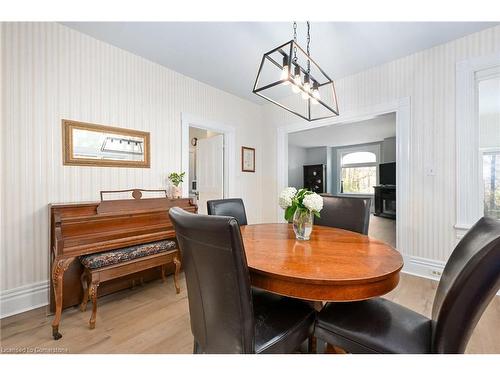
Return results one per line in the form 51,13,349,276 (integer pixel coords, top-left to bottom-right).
0,22,263,292
261,25,500,262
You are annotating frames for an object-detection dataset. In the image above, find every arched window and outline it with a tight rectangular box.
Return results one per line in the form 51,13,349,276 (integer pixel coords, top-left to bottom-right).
342,151,377,165
338,145,380,195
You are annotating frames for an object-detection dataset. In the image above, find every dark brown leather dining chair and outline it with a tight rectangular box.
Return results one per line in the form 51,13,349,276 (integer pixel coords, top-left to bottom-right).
169,207,315,354
207,198,248,225
315,195,371,235
314,217,500,353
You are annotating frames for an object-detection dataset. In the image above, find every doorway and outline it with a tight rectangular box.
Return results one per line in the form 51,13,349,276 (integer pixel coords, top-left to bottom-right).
188,127,224,214
287,113,397,248
276,98,411,255
181,113,236,214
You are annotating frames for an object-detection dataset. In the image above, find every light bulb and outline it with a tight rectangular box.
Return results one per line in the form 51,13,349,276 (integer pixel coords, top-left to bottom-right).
303,74,311,93
292,64,301,84
280,66,290,85
280,55,290,85
292,84,301,93
301,90,309,100
312,82,321,100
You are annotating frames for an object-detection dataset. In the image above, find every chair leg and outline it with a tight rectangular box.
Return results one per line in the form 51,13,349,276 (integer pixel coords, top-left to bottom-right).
173,256,181,294
79,272,90,312
308,336,317,353
193,341,201,354
88,280,100,329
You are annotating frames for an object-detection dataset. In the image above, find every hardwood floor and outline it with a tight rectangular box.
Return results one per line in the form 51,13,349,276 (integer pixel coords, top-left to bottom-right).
1,272,499,354
369,215,396,248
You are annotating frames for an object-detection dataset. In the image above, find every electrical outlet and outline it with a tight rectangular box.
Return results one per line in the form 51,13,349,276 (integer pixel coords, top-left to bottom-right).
431,270,442,277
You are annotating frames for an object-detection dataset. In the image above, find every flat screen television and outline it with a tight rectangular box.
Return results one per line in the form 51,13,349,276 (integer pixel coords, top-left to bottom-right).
379,162,396,185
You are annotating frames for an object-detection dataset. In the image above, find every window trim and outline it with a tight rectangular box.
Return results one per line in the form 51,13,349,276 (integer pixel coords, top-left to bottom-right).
337,144,380,196
455,53,500,238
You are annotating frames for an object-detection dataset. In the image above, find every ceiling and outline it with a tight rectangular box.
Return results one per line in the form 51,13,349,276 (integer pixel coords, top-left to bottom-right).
288,114,396,148
62,22,498,103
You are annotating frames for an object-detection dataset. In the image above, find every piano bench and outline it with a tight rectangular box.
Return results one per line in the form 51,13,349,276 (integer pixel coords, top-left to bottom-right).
79,240,181,329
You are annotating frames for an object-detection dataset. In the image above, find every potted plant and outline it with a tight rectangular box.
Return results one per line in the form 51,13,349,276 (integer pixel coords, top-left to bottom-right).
279,187,323,240
168,172,186,199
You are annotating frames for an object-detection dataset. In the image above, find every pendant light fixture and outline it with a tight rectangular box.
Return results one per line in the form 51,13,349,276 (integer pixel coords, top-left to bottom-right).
253,22,339,121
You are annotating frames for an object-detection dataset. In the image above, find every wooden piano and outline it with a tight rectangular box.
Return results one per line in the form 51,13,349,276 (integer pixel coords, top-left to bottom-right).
49,189,197,339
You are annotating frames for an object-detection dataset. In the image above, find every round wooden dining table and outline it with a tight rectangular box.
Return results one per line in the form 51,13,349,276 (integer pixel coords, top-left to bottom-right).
240,223,403,302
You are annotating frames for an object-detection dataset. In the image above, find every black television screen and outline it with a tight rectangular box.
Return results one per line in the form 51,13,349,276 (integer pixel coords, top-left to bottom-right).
379,162,396,185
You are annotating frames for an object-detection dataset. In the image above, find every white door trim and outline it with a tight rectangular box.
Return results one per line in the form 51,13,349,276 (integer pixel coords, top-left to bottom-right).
181,113,236,199
455,53,500,237
276,97,411,255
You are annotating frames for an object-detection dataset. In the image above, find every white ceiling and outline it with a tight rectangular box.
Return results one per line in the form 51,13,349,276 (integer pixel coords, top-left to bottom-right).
62,22,498,103
288,113,396,148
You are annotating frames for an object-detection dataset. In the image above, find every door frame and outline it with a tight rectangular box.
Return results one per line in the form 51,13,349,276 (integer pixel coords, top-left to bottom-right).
181,113,236,199
276,97,411,254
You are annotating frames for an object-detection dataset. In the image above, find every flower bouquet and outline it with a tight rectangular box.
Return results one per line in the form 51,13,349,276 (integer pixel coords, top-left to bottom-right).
279,187,324,240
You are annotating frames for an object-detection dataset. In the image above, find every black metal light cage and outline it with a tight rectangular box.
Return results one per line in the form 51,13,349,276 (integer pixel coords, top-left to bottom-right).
253,40,339,121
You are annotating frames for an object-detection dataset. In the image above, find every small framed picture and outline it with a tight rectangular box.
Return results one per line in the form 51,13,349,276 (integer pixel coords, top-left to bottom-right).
241,146,255,172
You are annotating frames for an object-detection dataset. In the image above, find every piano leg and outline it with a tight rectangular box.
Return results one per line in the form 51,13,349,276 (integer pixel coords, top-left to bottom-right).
51,257,75,340
173,255,181,294
89,279,100,329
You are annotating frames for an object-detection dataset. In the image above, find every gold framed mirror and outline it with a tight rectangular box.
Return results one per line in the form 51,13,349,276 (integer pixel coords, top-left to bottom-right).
62,120,150,168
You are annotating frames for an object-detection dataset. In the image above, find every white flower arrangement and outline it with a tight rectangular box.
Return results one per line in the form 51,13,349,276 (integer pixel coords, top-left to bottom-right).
279,187,297,209
303,192,324,213
278,187,323,221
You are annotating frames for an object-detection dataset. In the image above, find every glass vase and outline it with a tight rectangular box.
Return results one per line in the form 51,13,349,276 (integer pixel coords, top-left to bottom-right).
293,209,314,240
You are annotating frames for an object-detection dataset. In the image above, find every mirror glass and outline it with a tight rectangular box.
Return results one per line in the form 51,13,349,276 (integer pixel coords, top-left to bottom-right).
63,120,150,168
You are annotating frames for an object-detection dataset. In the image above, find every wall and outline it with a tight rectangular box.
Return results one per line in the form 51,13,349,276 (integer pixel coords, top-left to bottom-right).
287,114,396,148
0,22,264,316
287,146,329,190
382,137,396,163
305,147,328,165
480,113,500,148
262,25,500,265
287,144,307,189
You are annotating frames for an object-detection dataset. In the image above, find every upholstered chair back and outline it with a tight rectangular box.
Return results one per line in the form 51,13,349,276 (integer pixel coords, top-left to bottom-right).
315,195,371,235
169,207,255,353
431,217,500,353
207,198,248,225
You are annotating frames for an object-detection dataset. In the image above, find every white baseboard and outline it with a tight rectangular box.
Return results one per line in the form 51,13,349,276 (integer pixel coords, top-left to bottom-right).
0,281,49,319
402,255,446,281
402,255,500,296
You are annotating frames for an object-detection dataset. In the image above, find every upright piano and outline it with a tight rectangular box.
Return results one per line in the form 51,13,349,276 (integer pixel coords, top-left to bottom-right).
49,189,197,339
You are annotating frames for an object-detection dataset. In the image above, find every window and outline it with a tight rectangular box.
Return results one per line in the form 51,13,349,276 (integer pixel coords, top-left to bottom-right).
455,55,500,234
338,145,380,195
478,69,500,220
483,151,500,219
